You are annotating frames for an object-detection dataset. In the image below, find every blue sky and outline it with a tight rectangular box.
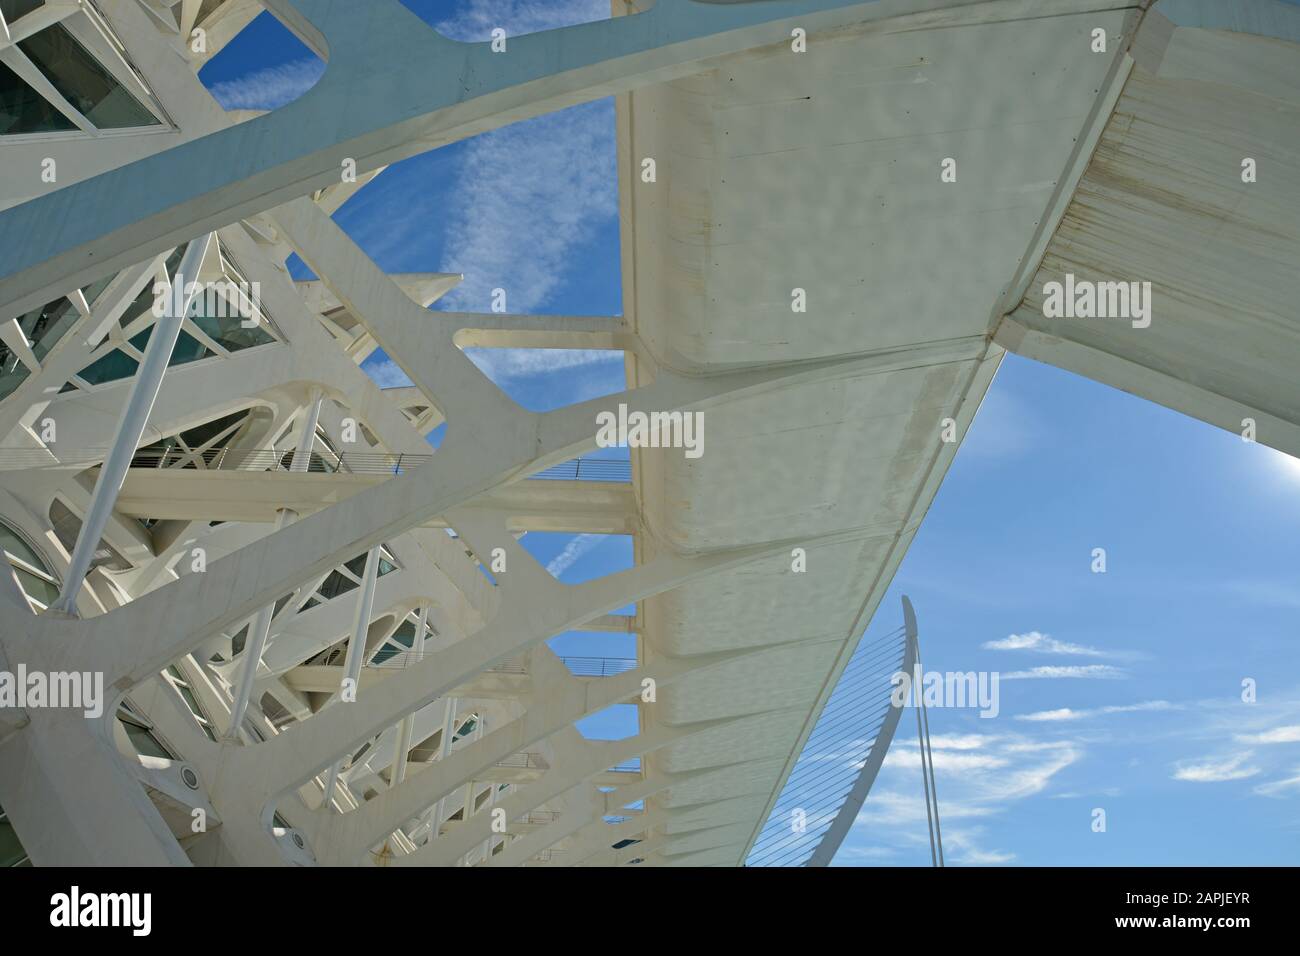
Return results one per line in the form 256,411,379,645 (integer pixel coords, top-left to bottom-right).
201,1,1300,865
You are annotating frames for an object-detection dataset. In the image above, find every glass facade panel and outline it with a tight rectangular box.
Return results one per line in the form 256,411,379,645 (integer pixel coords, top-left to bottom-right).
128,323,221,367
0,521,45,570
0,345,31,401
0,2,43,23
22,295,79,363
1,519,59,612
119,714,174,760
80,271,116,307
317,570,358,601
0,801,31,867
190,305,275,353
12,566,58,606
0,58,76,134
19,24,159,130
76,346,138,385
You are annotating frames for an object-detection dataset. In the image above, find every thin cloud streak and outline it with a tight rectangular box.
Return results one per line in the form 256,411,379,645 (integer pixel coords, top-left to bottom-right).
983,631,1106,657
207,57,323,110
434,0,609,41
438,100,617,314
1016,700,1178,722
1001,665,1128,680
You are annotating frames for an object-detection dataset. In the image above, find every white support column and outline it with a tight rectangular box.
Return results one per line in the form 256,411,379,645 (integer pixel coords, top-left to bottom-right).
389,605,429,787
323,545,382,807
48,234,211,616
288,392,325,474
455,717,486,866
479,782,506,864
422,695,459,839
225,391,325,739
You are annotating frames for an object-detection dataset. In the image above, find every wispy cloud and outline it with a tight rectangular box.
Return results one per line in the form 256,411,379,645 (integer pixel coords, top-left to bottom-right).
437,99,617,314
1017,700,1178,722
207,57,324,110
1173,752,1260,783
464,347,624,398
1002,665,1128,680
943,828,1017,865
1235,725,1300,745
546,533,604,579
434,0,609,41
852,732,1081,864
1254,770,1300,798
983,631,1106,656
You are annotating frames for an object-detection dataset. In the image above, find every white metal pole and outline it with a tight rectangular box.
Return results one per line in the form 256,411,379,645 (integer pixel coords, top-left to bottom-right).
425,695,459,837
323,545,382,807
390,605,429,786
49,235,211,615
225,392,324,739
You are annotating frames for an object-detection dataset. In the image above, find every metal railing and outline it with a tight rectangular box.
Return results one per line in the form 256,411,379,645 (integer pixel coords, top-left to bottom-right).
530,458,630,482
17,444,632,481
518,810,561,826
367,654,636,676
127,446,427,475
495,753,545,770
561,656,637,677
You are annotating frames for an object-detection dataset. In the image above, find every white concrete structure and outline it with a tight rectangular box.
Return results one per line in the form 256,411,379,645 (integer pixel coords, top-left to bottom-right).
0,0,1297,867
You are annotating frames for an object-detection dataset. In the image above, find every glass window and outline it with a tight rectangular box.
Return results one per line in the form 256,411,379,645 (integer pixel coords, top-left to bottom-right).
0,802,31,868
80,272,116,308
126,326,210,367
19,24,159,130
189,304,275,353
12,566,58,606
164,664,217,742
0,349,31,402
0,58,76,135
453,715,478,741
118,278,159,330
0,521,43,570
176,410,245,450
317,569,358,601
76,347,137,386
171,331,212,365
0,2,43,23
117,707,175,760
1,519,59,613
20,295,79,364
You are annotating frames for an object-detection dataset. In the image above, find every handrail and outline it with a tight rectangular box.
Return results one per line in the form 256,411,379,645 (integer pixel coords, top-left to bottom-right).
495,753,544,770
366,654,637,675
11,446,632,481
